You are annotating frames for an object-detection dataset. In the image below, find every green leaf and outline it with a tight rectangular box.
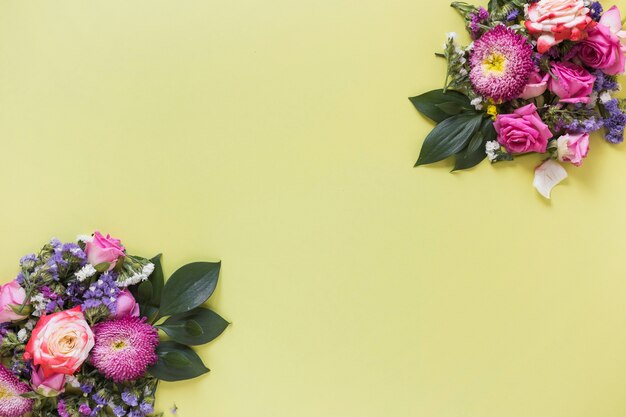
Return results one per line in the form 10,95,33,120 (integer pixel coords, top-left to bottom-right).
94,262,110,273
452,118,496,171
149,254,165,307
488,0,501,13
148,341,209,382
415,113,483,166
409,89,472,123
159,262,221,317
137,280,153,303
163,351,192,367
158,307,229,345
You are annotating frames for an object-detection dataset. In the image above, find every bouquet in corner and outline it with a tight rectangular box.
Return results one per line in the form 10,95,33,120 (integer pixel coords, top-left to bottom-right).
410,0,626,198
0,232,228,417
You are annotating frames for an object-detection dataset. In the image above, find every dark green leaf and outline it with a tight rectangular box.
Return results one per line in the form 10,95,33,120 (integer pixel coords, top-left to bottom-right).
159,307,229,345
481,118,497,142
149,254,165,307
452,118,496,171
137,281,153,303
409,89,472,123
148,341,209,382
435,102,464,116
488,0,501,13
415,113,483,166
163,351,192,367
159,262,221,317
467,128,484,154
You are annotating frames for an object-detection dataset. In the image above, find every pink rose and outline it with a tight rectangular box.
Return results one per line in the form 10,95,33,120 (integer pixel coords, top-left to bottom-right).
557,132,590,166
494,103,553,154
31,365,66,397
579,6,626,75
548,62,595,104
525,0,595,53
520,70,550,99
85,232,125,269
0,280,28,323
114,290,140,318
24,307,95,377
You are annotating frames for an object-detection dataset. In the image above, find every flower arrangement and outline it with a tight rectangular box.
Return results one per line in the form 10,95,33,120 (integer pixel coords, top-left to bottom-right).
410,0,626,198
0,232,228,416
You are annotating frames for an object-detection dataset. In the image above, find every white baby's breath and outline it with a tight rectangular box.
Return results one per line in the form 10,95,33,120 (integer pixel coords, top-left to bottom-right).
75,264,97,282
600,91,612,103
17,329,28,343
76,234,93,243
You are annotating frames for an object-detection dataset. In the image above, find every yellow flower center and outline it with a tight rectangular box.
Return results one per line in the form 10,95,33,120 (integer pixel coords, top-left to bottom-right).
112,340,127,350
0,386,9,400
482,52,507,75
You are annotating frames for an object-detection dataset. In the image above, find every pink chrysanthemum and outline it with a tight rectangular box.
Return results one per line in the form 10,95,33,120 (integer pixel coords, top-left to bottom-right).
90,316,159,382
0,364,33,417
469,25,534,102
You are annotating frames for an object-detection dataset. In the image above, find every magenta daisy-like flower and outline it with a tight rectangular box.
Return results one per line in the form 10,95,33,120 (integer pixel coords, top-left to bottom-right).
0,364,33,417
469,25,534,102
90,316,159,382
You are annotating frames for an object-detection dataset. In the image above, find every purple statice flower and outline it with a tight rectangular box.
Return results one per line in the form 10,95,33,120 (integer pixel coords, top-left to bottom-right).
19,254,37,269
80,383,94,394
559,117,604,134
81,272,120,314
112,405,126,417
121,390,139,407
469,7,489,39
78,403,92,416
139,402,154,414
589,2,603,21
594,70,619,92
57,399,70,417
469,25,534,102
506,9,520,21
603,98,626,143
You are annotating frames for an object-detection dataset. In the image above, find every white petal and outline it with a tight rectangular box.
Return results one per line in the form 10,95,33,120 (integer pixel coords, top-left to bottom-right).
533,159,568,199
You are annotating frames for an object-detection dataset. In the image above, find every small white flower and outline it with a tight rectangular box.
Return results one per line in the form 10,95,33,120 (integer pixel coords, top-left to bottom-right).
66,376,81,388
446,32,457,40
17,329,28,343
470,97,484,110
600,91,612,103
142,263,155,278
458,56,466,65
24,320,35,331
75,264,97,282
459,68,468,76
485,141,501,162
89,286,96,292
454,46,463,55
587,92,599,108
76,234,93,243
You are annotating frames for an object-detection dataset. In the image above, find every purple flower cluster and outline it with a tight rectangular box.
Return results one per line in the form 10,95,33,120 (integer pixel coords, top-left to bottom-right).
561,117,604,134
111,389,154,417
603,98,626,144
594,71,619,92
589,2,603,21
469,7,489,39
81,272,120,314
506,9,520,22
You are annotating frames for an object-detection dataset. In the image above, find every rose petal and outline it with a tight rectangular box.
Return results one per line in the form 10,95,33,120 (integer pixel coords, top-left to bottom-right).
600,6,623,34
533,159,568,199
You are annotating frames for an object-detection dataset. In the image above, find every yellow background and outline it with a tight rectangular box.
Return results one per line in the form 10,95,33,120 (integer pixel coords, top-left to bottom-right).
0,0,625,416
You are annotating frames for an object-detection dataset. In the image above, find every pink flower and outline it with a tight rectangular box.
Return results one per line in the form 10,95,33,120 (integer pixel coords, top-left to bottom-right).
0,364,33,417
548,62,595,104
31,364,66,397
525,0,595,53
91,316,159,382
85,231,125,269
578,6,626,75
520,70,550,99
0,280,28,323
494,104,553,154
114,290,140,318
24,307,95,377
557,132,590,166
